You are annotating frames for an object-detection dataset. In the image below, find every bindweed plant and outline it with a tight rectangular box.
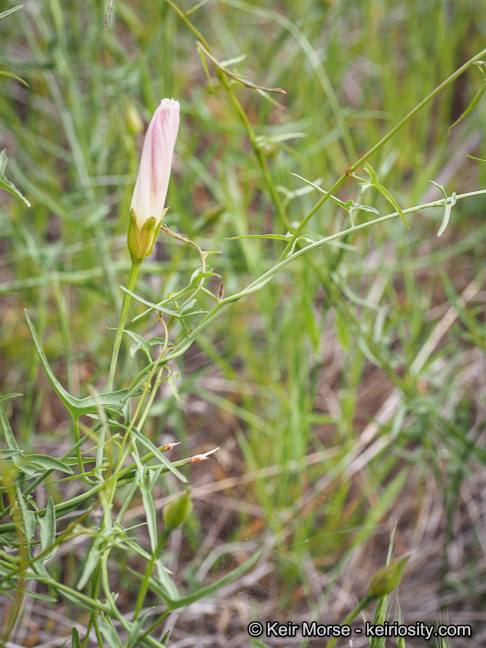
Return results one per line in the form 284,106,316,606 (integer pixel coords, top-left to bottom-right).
1,1,486,647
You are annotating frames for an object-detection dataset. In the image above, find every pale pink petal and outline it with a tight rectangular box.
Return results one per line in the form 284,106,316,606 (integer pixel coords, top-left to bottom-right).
130,99,180,228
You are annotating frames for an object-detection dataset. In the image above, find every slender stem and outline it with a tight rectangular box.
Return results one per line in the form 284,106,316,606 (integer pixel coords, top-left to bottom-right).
107,259,142,391
164,0,292,231
123,188,486,388
0,445,180,538
138,609,171,643
326,595,373,648
220,0,357,161
134,531,170,621
280,45,486,258
73,416,95,484
222,80,292,230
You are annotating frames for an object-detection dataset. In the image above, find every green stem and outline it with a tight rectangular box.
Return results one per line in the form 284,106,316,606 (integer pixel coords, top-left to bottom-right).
107,259,142,391
134,530,170,621
138,609,171,643
164,0,291,231
0,444,180,538
122,188,486,392
326,595,373,648
73,416,95,484
280,45,486,258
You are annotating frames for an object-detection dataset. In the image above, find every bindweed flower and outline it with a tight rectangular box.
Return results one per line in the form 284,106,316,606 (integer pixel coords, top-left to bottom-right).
128,98,180,262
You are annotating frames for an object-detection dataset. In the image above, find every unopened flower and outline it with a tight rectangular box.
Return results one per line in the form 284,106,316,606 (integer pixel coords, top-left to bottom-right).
163,490,192,532
128,98,180,261
368,555,411,599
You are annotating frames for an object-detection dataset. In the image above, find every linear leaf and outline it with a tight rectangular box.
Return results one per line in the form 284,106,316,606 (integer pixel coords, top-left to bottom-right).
437,193,456,237
25,311,128,417
39,497,56,554
0,5,24,21
449,62,486,132
121,288,206,319
0,393,23,404
430,181,457,237
131,427,187,484
166,551,261,608
77,540,103,590
466,154,486,164
16,454,74,474
140,480,158,552
0,402,20,450
99,617,125,648
0,70,29,86
362,163,409,229
0,149,31,206
71,628,81,648
16,486,36,544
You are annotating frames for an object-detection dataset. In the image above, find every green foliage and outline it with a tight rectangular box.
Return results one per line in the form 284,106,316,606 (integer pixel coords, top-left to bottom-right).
1,0,485,645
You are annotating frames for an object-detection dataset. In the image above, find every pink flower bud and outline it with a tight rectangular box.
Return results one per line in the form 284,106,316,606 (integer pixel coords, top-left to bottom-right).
128,98,180,261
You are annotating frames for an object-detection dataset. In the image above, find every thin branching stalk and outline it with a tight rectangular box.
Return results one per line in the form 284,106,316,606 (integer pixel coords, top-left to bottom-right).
107,259,143,391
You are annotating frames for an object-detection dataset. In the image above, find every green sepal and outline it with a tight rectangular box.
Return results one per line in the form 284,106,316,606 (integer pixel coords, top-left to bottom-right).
127,210,165,261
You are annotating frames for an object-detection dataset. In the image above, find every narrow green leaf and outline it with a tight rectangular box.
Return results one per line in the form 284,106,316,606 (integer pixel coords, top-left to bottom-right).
0,393,23,404
71,628,81,648
189,268,220,285
77,541,103,590
19,589,57,603
449,62,486,132
125,613,150,648
437,193,457,237
39,497,56,554
0,402,20,450
362,163,409,229
99,618,124,648
127,550,261,609
430,181,457,237
0,449,22,459
131,427,187,484
349,202,379,216
291,172,348,208
226,233,289,241
335,310,352,351
0,149,31,207
124,329,152,361
16,454,74,475
0,70,29,86
466,154,486,164
140,484,179,599
140,480,158,551
16,486,36,544
0,5,24,21
166,551,261,608
121,288,206,319
25,311,128,417
292,172,378,225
